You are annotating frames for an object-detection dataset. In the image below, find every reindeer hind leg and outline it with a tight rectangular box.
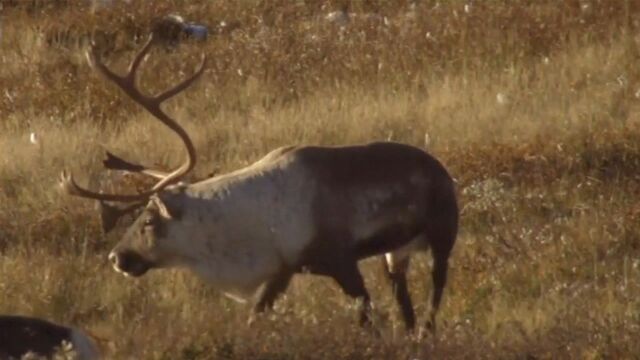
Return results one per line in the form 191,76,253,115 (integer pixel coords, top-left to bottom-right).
382,251,416,330
425,202,458,334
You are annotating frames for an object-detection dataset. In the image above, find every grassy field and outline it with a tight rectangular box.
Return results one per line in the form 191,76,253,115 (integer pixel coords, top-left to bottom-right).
1,0,640,358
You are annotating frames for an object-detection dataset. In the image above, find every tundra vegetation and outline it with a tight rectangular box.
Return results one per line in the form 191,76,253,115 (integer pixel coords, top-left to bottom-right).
1,0,639,358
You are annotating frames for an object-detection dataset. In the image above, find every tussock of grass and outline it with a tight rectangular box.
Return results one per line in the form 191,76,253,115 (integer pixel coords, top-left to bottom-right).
1,1,640,358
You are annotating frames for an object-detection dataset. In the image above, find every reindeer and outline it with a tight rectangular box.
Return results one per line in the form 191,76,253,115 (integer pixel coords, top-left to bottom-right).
59,34,458,333
0,315,100,359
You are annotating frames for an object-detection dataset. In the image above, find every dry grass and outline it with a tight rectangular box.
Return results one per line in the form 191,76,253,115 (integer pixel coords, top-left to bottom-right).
1,0,640,358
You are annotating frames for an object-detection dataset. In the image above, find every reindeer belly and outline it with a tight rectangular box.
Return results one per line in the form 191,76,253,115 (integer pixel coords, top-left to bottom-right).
195,253,282,302
350,202,424,259
353,220,424,259
188,231,284,301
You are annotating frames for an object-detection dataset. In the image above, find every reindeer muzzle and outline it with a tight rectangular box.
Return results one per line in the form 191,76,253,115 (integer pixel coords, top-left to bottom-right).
108,250,152,277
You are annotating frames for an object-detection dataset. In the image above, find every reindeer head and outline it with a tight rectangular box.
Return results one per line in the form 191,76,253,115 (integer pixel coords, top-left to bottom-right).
59,34,205,277
109,195,186,276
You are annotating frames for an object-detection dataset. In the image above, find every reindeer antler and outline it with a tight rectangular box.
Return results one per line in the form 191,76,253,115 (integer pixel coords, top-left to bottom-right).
60,33,206,202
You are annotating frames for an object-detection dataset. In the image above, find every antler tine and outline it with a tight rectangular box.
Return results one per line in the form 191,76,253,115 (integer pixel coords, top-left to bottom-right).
103,150,170,180
103,150,145,172
59,170,148,202
125,33,156,83
86,34,155,102
155,54,207,104
59,170,83,197
86,45,125,88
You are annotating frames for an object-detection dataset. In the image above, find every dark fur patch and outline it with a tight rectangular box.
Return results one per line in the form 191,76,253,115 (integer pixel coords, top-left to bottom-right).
354,223,424,260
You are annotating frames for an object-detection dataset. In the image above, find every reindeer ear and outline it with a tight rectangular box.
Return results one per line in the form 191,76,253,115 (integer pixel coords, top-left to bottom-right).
150,196,181,220
97,201,145,234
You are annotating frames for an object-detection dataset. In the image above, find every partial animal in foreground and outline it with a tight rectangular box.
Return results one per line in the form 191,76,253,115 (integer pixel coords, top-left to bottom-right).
59,33,459,333
152,14,209,45
0,315,100,359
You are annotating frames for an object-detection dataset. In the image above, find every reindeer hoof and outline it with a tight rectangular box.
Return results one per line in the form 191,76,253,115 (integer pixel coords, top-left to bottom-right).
247,312,262,327
418,320,437,339
425,319,434,331
415,325,429,341
246,315,256,327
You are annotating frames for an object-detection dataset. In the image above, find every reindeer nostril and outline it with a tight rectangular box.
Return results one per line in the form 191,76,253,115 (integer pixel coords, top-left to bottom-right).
107,250,150,276
108,252,118,266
